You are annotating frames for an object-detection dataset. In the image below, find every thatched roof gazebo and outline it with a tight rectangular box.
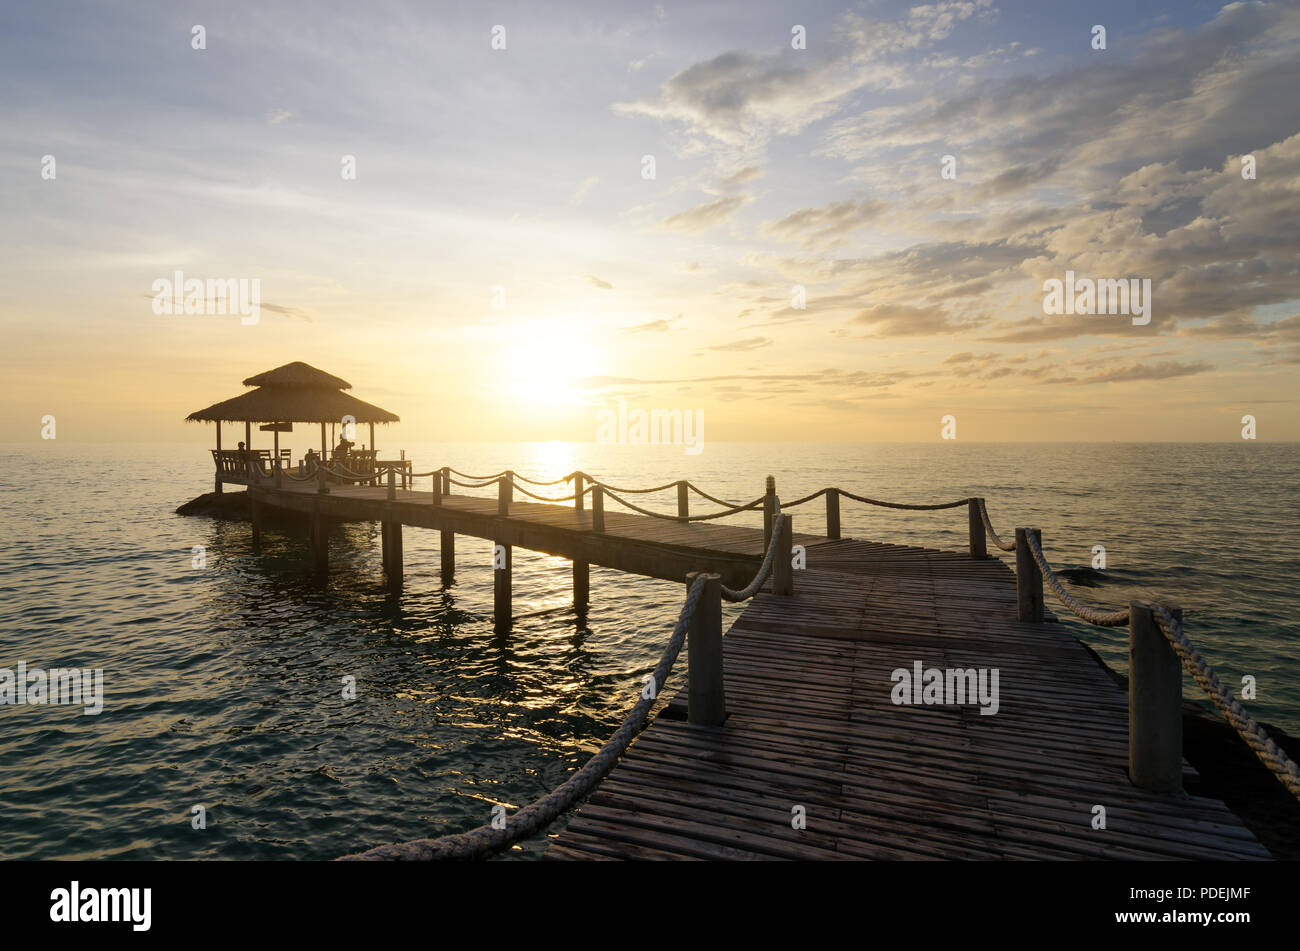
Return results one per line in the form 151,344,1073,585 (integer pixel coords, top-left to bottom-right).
187,361,400,492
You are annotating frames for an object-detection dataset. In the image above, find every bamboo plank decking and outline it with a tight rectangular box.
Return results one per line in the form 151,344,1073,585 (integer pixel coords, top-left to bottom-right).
550,539,1270,860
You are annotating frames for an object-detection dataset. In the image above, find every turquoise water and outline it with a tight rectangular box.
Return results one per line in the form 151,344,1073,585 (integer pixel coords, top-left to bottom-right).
0,441,1296,860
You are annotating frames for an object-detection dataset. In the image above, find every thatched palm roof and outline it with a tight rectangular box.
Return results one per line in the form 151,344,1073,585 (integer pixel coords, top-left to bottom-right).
186,362,399,424
243,362,351,389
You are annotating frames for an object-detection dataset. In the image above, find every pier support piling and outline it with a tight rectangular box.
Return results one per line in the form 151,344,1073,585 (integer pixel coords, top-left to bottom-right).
1128,600,1183,793
1015,528,1043,622
382,516,402,590
969,498,987,559
686,572,726,726
573,559,589,612
494,542,512,631
440,530,455,586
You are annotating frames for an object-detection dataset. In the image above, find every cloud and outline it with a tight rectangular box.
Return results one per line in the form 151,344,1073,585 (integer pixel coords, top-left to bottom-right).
706,336,772,352
585,274,613,290
622,314,682,334
662,195,749,232
719,166,763,187
570,176,599,205
763,198,889,247
1077,360,1214,384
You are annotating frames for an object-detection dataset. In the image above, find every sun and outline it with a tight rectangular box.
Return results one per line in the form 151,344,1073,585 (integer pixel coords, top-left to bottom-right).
499,318,599,407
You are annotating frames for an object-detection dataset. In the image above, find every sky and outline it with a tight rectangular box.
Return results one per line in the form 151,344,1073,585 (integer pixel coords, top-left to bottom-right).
1,0,1297,444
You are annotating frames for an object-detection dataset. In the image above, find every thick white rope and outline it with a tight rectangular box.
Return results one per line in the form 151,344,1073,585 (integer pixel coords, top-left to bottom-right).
1152,605,1300,802
721,499,783,602
978,498,1017,552
1025,529,1130,627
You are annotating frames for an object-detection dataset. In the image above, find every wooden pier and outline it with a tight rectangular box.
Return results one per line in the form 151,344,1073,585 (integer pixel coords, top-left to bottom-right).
235,467,1271,861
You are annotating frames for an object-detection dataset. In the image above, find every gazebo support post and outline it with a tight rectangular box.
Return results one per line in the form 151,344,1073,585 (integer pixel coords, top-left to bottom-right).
273,426,281,488
319,422,327,479
245,421,251,454
214,424,223,494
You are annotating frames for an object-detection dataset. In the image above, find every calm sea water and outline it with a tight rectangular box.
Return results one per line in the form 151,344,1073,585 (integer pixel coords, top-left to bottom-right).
1,441,1296,860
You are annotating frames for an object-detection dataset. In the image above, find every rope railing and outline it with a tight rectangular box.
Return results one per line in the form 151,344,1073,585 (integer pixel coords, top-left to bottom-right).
1024,530,1130,627
721,498,783,602
600,486,764,522
1000,514,1300,804
1152,605,1300,801
977,498,1016,552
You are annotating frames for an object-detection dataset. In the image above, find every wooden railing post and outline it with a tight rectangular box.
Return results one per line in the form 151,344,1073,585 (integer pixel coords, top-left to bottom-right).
826,488,840,540
1015,528,1043,622
677,481,689,523
763,475,776,547
274,460,282,489
773,512,794,596
574,473,584,513
317,462,329,495
387,466,396,501
1128,600,1183,793
968,498,986,559
498,472,512,515
686,572,725,726
591,485,605,533
432,465,442,505
441,466,451,498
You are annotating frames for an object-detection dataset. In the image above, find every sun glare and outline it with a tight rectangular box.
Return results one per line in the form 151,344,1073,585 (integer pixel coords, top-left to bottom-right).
499,319,599,406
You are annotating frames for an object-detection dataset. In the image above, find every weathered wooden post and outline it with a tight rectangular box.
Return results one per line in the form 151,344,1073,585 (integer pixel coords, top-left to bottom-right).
573,473,584,513
498,472,512,515
387,467,396,502
388,518,403,591
763,476,776,547
826,489,840,540
686,572,726,726
432,466,442,505
441,467,451,498
1015,528,1043,622
773,512,794,596
592,485,605,533
573,560,589,612
274,458,282,489
968,498,987,559
1128,600,1183,793
381,520,390,572
317,461,329,495
494,542,512,632
440,530,455,586
677,481,689,523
